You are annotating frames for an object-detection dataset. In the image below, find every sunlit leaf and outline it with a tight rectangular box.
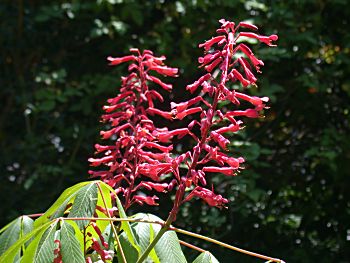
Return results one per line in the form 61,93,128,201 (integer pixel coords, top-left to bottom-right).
60,221,85,263
69,182,98,229
193,251,220,263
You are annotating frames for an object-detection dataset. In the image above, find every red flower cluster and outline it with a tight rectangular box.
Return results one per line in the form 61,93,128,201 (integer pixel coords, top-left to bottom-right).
89,19,277,216
155,19,277,213
88,48,181,209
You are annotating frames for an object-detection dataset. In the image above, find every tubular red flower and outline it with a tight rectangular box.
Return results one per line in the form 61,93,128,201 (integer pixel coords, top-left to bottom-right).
210,131,230,150
146,107,173,120
146,75,173,91
107,55,136,66
100,123,132,139
107,91,134,105
136,181,169,193
186,73,211,93
184,186,228,208
238,57,257,84
88,155,114,167
153,128,190,142
237,22,258,31
198,51,221,65
133,195,159,206
205,57,223,72
103,101,128,113
176,107,202,120
142,142,173,153
202,166,235,176
226,109,260,118
198,35,226,51
149,65,178,76
229,69,250,87
214,122,242,134
239,32,278,46
234,44,264,71
235,92,269,109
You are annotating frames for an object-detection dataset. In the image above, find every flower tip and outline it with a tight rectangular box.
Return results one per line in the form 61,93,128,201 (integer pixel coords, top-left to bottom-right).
269,34,278,41
261,96,269,102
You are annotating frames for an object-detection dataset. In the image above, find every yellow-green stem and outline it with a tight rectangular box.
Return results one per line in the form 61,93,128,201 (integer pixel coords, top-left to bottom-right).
174,228,284,263
135,216,173,263
97,183,127,263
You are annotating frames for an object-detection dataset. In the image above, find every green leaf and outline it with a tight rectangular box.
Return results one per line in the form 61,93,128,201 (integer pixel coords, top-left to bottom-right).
117,232,139,263
69,183,98,229
34,181,93,228
115,193,140,255
94,182,113,235
21,216,34,237
20,227,47,263
34,221,58,263
60,221,85,263
129,214,159,262
193,251,220,263
0,219,17,235
21,216,34,249
0,217,21,257
66,221,84,252
0,220,53,262
132,213,186,263
102,224,115,251
0,216,33,257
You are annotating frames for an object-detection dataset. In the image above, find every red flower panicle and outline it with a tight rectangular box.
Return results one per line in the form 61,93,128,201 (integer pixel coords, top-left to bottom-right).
165,19,277,212
88,49,180,209
89,19,277,217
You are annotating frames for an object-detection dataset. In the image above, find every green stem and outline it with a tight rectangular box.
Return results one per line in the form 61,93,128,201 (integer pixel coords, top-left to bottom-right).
135,216,173,263
179,240,205,253
97,183,127,263
174,228,284,263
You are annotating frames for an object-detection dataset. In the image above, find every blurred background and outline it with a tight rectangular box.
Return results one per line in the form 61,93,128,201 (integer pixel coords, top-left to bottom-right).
1,0,349,262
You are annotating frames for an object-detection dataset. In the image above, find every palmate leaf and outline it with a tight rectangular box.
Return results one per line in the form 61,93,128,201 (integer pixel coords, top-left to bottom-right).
0,217,21,258
69,183,98,230
66,221,84,252
129,213,187,263
115,188,141,255
20,227,47,263
130,214,159,263
0,221,53,263
34,221,58,263
60,221,85,263
94,182,113,237
192,251,220,263
34,181,93,228
21,216,34,248
149,214,187,263
0,216,34,259
117,232,139,263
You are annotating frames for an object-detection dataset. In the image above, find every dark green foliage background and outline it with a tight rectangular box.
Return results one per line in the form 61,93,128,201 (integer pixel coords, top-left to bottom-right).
1,0,349,262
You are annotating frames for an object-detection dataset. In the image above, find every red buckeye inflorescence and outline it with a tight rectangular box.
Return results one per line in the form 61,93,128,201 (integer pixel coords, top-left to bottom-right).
88,19,278,219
